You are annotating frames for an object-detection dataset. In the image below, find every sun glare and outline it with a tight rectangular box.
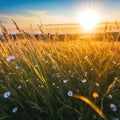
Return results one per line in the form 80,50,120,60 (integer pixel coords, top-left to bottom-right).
79,9,99,31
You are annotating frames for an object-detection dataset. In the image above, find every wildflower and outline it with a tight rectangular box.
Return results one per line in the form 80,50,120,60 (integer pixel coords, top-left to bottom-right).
6,56,15,62
63,80,68,83
35,64,38,68
81,79,87,83
8,72,12,75
56,73,60,78
67,91,73,96
108,94,112,99
37,78,39,81
41,85,44,88
18,85,22,89
78,117,82,120
112,117,119,120
26,80,29,82
93,115,97,118
3,91,11,98
45,60,48,63
114,77,118,80
110,104,117,111
84,55,88,59
112,61,117,64
92,92,99,99
12,107,18,113
95,82,100,87
90,68,94,71
15,66,19,70
52,83,55,86
68,70,71,74
71,74,74,77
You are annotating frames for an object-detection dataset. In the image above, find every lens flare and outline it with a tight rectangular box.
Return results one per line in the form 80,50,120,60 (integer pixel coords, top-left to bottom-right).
79,9,99,31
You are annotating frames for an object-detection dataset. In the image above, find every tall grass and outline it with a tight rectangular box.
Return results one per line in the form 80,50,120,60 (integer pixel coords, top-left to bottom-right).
0,22,120,120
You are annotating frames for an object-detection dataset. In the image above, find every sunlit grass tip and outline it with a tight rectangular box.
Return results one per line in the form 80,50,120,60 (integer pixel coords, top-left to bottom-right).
72,94,107,120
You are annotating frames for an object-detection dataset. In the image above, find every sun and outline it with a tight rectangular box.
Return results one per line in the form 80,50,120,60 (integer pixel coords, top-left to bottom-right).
79,9,99,31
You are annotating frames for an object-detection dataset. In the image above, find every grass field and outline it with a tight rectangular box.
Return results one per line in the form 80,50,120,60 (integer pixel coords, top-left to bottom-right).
0,23,120,120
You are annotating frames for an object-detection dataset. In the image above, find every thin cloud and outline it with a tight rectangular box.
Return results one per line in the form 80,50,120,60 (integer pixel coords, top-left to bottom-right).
28,10,71,24
0,14,39,25
28,10,47,16
0,10,77,26
0,10,77,33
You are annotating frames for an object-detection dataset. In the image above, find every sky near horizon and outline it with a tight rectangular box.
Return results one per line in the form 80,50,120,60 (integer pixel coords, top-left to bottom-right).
0,0,120,29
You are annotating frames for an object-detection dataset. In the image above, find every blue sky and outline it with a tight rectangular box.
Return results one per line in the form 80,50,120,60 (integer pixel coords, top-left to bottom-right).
0,0,79,15
0,0,120,27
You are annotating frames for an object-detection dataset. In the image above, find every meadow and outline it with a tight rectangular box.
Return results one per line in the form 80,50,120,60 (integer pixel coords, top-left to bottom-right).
0,22,120,120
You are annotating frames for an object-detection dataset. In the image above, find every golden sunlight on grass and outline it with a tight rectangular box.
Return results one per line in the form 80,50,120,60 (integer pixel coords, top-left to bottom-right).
0,20,120,120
